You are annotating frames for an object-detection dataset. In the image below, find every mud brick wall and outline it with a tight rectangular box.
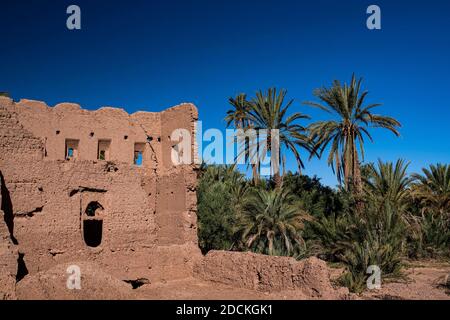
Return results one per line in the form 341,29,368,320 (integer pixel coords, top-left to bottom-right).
0,96,201,283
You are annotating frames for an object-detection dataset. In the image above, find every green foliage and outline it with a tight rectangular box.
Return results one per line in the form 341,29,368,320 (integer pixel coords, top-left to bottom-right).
311,197,405,293
310,160,409,292
198,160,449,293
197,165,244,253
339,201,405,293
197,181,234,253
224,88,313,186
420,213,450,256
304,74,401,191
338,238,403,293
411,164,450,216
408,213,450,259
406,164,450,259
246,88,313,174
225,94,250,128
365,159,412,209
198,78,449,295
0,92,9,97
236,187,310,256
282,172,343,217
197,167,327,256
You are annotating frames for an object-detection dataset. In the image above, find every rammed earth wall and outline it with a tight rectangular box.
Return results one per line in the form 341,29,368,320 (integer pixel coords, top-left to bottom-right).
0,96,201,285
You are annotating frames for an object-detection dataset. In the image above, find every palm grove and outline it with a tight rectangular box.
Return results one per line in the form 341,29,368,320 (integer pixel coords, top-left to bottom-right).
197,74,450,292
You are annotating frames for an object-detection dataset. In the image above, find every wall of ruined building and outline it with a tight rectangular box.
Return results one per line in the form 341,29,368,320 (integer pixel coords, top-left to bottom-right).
0,96,201,286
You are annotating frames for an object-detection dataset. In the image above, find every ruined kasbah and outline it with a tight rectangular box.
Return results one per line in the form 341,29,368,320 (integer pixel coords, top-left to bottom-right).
0,96,349,300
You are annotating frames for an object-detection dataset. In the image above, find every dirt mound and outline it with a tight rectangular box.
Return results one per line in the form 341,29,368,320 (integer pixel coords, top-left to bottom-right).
16,261,135,300
194,250,350,299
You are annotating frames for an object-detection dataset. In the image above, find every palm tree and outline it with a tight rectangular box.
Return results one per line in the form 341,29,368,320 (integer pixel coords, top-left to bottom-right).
229,181,251,218
411,164,450,218
247,88,312,187
236,188,310,256
225,94,259,183
365,159,412,210
199,163,243,184
225,94,250,128
305,74,401,196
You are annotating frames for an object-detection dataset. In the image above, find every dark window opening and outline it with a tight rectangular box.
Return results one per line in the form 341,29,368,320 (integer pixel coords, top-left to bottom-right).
97,140,111,161
65,139,79,160
56,130,60,135
85,201,104,217
83,220,103,247
124,135,128,140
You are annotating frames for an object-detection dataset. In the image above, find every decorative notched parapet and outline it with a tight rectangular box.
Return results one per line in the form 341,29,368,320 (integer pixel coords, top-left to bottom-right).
9,97,197,168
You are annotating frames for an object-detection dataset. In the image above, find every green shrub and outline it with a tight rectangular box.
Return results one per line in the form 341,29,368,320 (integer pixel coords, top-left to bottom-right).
313,199,405,293
197,165,243,253
408,213,450,259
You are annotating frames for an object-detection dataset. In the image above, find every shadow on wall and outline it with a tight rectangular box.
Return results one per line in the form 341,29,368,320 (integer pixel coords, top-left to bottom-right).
0,171,18,244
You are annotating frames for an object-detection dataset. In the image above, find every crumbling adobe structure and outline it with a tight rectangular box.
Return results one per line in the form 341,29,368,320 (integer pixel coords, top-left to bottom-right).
1,96,352,300
0,96,201,297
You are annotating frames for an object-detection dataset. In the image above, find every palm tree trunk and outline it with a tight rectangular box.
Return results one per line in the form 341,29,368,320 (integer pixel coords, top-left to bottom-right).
271,134,282,188
344,135,351,191
353,158,363,195
251,163,259,185
267,232,274,255
250,120,260,185
274,172,282,188
353,148,364,214
238,120,259,185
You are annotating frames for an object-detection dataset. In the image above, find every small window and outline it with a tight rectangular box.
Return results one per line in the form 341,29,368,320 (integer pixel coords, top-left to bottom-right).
134,143,145,166
134,151,143,166
97,140,111,161
65,139,79,160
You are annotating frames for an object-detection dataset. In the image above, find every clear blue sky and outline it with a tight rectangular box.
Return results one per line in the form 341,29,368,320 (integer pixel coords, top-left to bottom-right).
1,0,449,187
